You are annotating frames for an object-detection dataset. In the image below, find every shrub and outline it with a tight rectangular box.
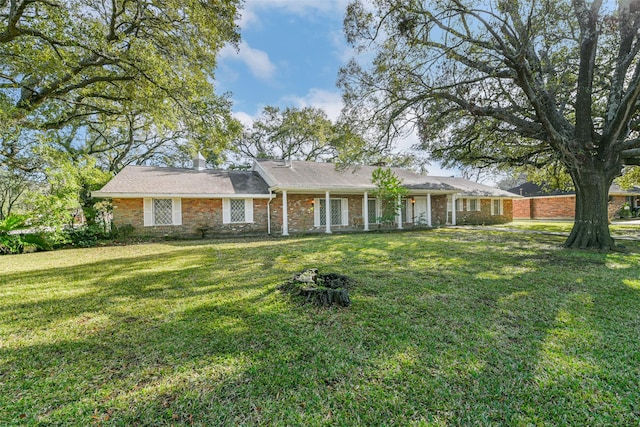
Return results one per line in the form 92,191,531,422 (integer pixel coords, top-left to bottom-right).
56,225,113,248
113,223,134,239
0,215,52,255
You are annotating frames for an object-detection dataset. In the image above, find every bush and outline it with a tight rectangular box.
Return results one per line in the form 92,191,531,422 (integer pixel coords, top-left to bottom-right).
0,215,52,255
56,225,113,248
113,223,134,239
619,203,632,219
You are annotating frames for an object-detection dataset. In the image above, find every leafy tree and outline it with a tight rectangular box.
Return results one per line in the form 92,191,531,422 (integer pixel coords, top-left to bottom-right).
0,165,36,219
1,0,241,170
234,106,345,162
370,167,408,225
616,166,640,189
340,0,640,250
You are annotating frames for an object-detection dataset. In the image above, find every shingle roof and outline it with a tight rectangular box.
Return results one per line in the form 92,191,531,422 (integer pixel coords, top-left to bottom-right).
93,165,270,197
254,159,458,192
95,160,520,199
507,182,640,197
434,176,519,198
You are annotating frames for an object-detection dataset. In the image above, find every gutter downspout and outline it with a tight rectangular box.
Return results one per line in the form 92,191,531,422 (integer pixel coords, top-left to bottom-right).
267,191,274,235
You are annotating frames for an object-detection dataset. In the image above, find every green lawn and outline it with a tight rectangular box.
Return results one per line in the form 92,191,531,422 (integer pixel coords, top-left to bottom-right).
1,229,639,426
489,220,640,238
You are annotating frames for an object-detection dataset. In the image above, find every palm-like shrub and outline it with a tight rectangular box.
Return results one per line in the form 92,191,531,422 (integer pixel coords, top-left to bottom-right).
0,215,51,255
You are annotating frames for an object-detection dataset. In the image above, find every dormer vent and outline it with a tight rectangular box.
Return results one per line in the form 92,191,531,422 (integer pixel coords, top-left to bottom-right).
193,152,206,171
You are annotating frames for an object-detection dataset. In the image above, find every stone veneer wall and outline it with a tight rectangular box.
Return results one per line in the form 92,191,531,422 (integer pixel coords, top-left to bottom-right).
608,195,628,219
430,195,448,225
112,198,269,238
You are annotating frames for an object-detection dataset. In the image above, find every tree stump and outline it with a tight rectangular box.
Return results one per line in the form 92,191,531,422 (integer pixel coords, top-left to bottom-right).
279,268,354,307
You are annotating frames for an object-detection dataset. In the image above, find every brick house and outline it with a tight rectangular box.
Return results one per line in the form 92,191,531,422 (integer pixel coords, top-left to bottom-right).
93,158,518,238
508,182,640,220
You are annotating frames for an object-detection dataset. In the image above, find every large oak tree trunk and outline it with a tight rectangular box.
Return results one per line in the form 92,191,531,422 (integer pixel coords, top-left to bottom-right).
564,166,616,250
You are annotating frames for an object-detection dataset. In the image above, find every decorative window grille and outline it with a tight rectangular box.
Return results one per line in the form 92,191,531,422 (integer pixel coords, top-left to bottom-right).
368,200,378,223
153,199,173,225
230,199,245,223
319,199,342,226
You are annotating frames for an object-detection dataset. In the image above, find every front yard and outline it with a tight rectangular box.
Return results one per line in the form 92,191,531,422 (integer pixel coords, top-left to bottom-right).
1,229,639,425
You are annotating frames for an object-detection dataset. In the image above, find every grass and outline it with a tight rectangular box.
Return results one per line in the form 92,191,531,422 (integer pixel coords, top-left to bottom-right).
489,220,640,238
1,228,639,426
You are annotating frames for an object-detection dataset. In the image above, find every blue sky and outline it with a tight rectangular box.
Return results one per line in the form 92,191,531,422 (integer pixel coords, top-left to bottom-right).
216,0,457,176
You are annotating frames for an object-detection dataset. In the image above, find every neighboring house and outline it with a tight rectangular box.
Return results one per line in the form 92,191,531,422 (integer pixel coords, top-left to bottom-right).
93,157,518,237
508,182,640,220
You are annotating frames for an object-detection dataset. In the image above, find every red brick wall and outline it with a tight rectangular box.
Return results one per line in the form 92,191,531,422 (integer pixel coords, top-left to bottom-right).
113,194,515,237
513,199,532,219
112,197,269,238
531,196,575,219
270,194,366,233
513,195,630,220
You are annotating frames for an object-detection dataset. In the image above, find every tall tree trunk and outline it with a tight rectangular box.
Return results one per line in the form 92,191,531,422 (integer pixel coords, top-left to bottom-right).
79,182,97,227
564,166,616,250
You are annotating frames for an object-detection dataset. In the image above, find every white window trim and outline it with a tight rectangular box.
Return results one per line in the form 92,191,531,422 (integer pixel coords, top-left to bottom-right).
223,198,254,224
467,198,481,212
490,198,504,216
314,198,349,227
143,198,182,226
455,198,465,211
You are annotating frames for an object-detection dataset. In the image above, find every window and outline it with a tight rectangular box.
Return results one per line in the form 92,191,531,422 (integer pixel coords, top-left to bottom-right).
314,198,349,226
223,198,254,224
491,199,503,216
367,199,379,224
230,199,245,223
143,198,182,226
467,198,480,212
455,198,464,211
153,199,173,225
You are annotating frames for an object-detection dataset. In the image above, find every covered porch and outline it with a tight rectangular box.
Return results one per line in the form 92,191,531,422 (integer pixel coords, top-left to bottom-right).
276,190,459,236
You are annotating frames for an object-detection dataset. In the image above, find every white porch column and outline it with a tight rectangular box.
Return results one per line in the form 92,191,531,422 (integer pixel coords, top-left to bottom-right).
451,194,457,225
363,192,369,231
282,190,289,236
325,191,332,234
427,193,432,227
397,195,403,229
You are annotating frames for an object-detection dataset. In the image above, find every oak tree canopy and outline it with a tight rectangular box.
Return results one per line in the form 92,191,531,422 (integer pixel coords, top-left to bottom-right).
340,0,640,250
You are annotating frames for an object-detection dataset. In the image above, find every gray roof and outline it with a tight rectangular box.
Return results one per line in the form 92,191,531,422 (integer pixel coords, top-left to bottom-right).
93,165,270,198
434,176,519,198
508,181,640,197
94,160,519,199
254,159,458,193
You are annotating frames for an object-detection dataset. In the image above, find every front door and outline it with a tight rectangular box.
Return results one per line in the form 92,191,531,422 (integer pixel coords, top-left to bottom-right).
413,196,428,224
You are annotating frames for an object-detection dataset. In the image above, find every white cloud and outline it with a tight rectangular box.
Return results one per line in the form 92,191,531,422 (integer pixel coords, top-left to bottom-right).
243,0,351,19
283,89,344,121
220,41,276,81
232,111,256,127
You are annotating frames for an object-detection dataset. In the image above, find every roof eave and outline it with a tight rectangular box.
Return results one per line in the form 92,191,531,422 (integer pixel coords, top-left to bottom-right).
92,192,272,199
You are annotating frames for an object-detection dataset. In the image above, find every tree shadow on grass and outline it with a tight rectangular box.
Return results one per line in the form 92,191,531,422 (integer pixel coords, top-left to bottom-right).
1,231,639,425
